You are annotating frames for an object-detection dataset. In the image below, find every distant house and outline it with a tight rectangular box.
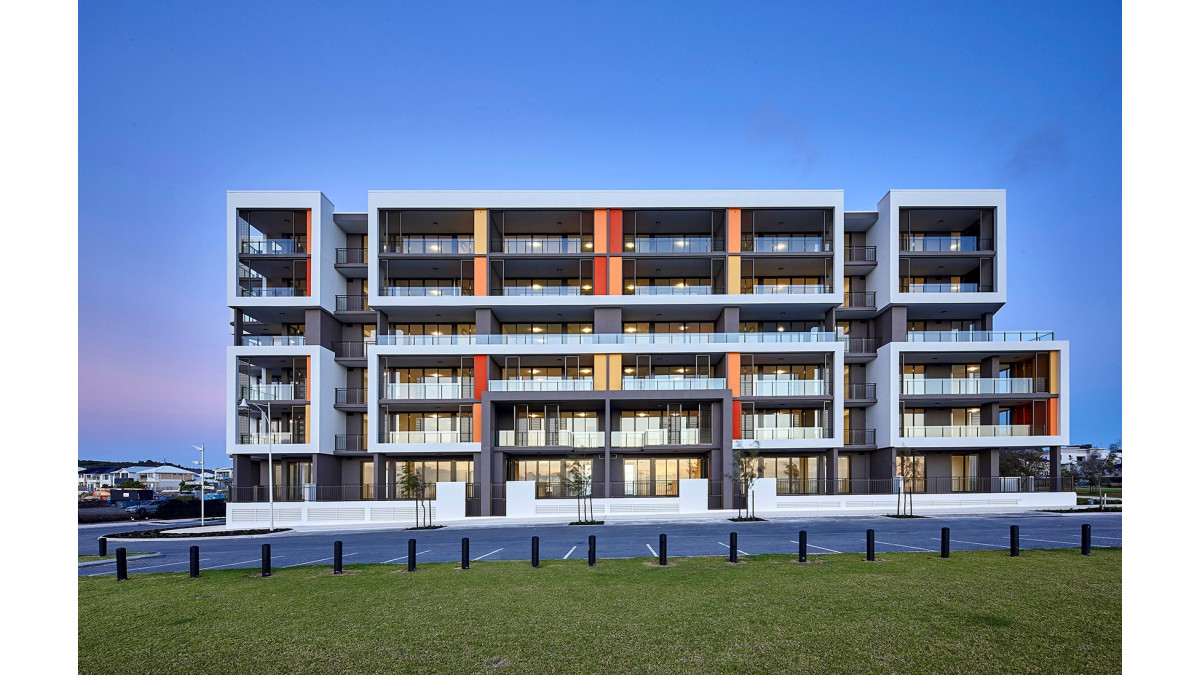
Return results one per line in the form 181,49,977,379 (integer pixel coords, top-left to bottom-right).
213,467,233,490
112,465,159,486
79,466,121,491
133,465,199,491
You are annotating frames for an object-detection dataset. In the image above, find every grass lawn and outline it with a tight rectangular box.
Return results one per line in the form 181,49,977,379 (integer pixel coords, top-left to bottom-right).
78,552,154,563
79,548,1120,673
1076,487,1122,497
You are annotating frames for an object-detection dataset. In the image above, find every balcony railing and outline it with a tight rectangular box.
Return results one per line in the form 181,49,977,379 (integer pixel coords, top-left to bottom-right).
371,331,842,347
621,479,680,497
384,430,473,444
843,291,876,307
383,236,474,254
744,283,832,295
531,480,592,499
611,429,712,447
498,236,593,254
239,432,304,445
844,428,877,445
382,382,473,399
743,427,828,440
907,330,1054,343
336,248,366,264
242,383,306,401
335,388,365,405
489,378,594,392
628,285,714,296
742,236,830,253
240,238,306,255
622,377,727,391
377,334,478,346
902,377,1045,395
333,341,374,359
623,236,721,253
382,286,464,297
335,434,367,452
844,246,877,262
742,379,827,396
497,430,604,448
900,282,990,293
336,295,368,312
901,235,992,252
845,383,877,399
240,285,306,297
902,425,1044,438
501,286,587,296
240,335,306,347
839,337,880,353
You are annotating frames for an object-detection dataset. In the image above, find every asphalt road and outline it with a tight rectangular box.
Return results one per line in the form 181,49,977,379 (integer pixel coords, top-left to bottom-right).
79,511,1121,577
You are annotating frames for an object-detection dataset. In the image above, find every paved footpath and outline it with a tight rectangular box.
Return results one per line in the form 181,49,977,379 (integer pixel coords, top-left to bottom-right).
79,511,1122,577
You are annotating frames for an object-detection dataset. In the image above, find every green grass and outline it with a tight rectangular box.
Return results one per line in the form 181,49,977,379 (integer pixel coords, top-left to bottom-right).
78,552,154,562
1076,487,1122,497
79,548,1120,674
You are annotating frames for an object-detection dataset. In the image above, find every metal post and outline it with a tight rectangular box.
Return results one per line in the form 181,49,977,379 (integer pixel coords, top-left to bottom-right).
115,548,127,581
659,534,667,566
193,443,206,526
1010,525,1019,557
261,543,272,576
189,545,200,578
333,541,343,574
461,538,470,569
1081,524,1091,556
98,537,106,557
798,530,807,563
941,527,950,558
407,538,417,572
531,536,540,568
866,529,875,561
587,534,596,566
729,532,737,563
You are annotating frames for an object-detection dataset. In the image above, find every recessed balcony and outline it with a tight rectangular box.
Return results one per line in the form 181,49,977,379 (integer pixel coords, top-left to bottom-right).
240,238,307,255
902,424,1043,438
239,432,304,445
336,248,366,264
742,279,832,295
900,234,992,252
385,430,472,443
239,335,306,347
743,427,829,440
611,428,712,447
241,383,306,401
621,376,727,391
499,235,593,254
623,235,720,254
906,330,1054,343
900,280,990,293
382,235,474,255
844,246,877,262
489,378,594,392
902,378,1046,395
742,379,827,396
741,235,830,253
496,430,604,448
843,291,876,308
381,382,473,400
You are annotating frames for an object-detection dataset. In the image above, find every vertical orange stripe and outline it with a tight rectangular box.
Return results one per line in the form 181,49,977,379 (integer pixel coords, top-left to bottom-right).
731,400,742,440
472,403,482,442
1048,398,1058,436
609,209,623,253
608,256,623,296
474,355,488,399
593,209,608,254
728,208,741,253
473,256,487,296
727,353,741,397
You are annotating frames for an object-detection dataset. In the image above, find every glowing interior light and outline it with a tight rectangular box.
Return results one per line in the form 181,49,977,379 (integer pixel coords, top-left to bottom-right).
676,282,685,288
775,243,787,251
531,369,540,374
675,240,685,247
624,368,635,374
532,241,541,248
625,327,637,333
432,331,442,336
581,327,592,333
582,284,593,290
777,326,785,332
626,284,635,290
429,244,440,251
584,242,593,249
581,368,592,374
576,412,587,417
532,327,543,332
430,289,441,296
676,368,686,373
637,412,648,417
532,283,542,290
625,242,635,250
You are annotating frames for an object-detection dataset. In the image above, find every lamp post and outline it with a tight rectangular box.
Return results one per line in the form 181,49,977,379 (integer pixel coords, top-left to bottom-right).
192,444,205,525
239,398,275,531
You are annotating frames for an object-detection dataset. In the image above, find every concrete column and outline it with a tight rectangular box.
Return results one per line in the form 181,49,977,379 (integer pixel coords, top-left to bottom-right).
372,453,387,500
603,398,611,499
870,447,897,486
825,448,840,494
232,455,254,501
376,311,387,336
981,312,995,330
304,308,342,352
313,453,339,500
1048,445,1062,490
874,306,908,345
475,308,497,335
978,448,1000,491
717,306,740,334
233,310,244,346
479,400,493,516
721,398,734,510
823,307,837,332
594,307,621,335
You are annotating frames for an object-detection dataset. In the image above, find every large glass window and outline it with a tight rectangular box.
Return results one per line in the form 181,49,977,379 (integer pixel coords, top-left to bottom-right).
896,455,926,493
951,454,977,491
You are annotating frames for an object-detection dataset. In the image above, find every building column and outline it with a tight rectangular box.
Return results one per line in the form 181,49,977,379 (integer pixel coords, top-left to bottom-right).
312,453,339,501
717,306,739,334
721,398,735,510
870,447,897,491
825,448,840,494
233,310,243,346
479,400,493,516
1048,445,1062,491
978,448,1000,492
873,305,908,346
232,454,254,501
373,453,387,500
475,308,497,335
304,308,342,352
603,398,612,499
594,307,621,335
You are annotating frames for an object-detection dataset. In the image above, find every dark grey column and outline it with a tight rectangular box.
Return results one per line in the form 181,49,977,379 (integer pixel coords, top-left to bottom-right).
376,311,387,335
233,311,244,346
823,307,837,332
717,306,740,334
603,398,611,499
304,308,342,352
981,312,995,330
870,447,897,486
721,398,734,510
313,453,339,500
1048,445,1062,490
475,308,497,335
479,399,493,516
978,449,1000,491
873,306,908,345
232,454,254,499
373,453,387,500
825,448,840,494
594,307,621,335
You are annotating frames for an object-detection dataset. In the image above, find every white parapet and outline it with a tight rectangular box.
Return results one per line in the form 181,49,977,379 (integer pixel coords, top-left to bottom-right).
505,480,537,518
678,479,708,513
748,478,778,512
434,482,466,521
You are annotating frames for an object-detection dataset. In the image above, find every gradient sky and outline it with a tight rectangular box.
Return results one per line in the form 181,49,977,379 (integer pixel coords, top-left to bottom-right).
79,1,1121,466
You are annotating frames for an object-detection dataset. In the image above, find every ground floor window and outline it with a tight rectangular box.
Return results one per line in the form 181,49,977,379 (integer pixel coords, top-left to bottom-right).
896,454,926,492
951,454,978,491
622,457,705,496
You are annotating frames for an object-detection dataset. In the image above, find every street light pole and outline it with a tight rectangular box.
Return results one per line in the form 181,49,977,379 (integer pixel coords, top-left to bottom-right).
239,398,275,531
192,443,205,525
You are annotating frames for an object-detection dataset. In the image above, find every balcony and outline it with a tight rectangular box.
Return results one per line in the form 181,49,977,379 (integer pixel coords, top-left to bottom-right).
627,284,714,296
335,388,366,405
906,331,1054,343
844,246,877,262
742,380,827,396
623,236,720,253
239,432,304,445
336,295,369,312
333,341,374,359
381,286,464,297
839,337,880,353
621,377,727,391
902,378,1045,395
239,238,306,255
489,378,594,392
743,283,832,295
383,236,474,254
381,382,473,399
499,236,592,254
497,430,604,448
743,427,828,440
611,429,712,447
335,434,367,452
240,335,306,347
901,282,990,293
845,383,877,400
242,383,306,401
336,248,366,264
901,235,992,252
842,292,876,308
844,429,877,445
385,430,473,444
741,235,830,253
501,285,588,297
902,425,1043,438
378,333,478,346
239,283,306,298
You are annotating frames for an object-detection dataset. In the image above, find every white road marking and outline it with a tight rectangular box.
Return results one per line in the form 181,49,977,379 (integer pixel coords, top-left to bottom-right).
473,548,502,561
383,550,430,564
286,552,359,567
792,541,842,554
717,541,750,556
563,545,577,559
646,543,658,557
1090,535,1123,540
207,555,283,570
875,540,936,552
934,538,1007,549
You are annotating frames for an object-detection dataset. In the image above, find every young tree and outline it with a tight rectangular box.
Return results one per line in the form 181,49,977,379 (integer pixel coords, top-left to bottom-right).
1075,450,1118,503
566,453,597,523
999,449,1046,477
399,463,425,528
726,448,759,519
896,451,916,516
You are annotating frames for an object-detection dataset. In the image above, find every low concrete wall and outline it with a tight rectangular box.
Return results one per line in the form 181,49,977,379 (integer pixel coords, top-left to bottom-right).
678,479,708,514
505,480,536,518
774,490,1077,513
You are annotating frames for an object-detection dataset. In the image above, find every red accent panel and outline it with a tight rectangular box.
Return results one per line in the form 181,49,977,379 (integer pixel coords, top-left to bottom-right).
608,209,623,253
593,256,607,296
474,355,488,399
731,400,742,440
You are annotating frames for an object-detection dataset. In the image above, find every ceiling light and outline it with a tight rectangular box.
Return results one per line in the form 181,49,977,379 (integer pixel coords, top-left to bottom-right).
576,412,586,417
582,284,593,290
625,242,635,250
626,284,634,290
624,368,635,374
679,326,687,331
531,369,540,374
625,327,637,333
581,368,592,374
532,284,542,289
676,368,685,373
967,365,979,372
581,327,592,333
777,326,785,332
584,242,593,249
676,282,685,288
777,369,787,374
532,326,543,332
432,331,442,336
637,412,648,417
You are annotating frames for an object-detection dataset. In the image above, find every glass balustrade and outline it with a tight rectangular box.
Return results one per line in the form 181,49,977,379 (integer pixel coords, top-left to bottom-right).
906,331,1054,342
747,427,828,440
621,377,727,391
902,425,1036,438
743,236,830,253
745,380,827,396
901,378,1041,395
381,382,471,399
488,378,594,392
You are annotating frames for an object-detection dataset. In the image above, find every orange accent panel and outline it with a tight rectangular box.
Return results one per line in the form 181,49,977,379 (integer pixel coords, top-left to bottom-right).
728,208,741,253
608,209,623,253
608,256,623,296
474,256,487,297
593,209,608,254
472,403,483,442
304,404,311,443
305,258,311,296
474,355,488,399
593,256,607,296
726,353,741,397
1048,398,1058,436
731,401,742,440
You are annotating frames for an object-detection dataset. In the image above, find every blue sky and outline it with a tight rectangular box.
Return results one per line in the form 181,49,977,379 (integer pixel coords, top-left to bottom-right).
79,0,1121,466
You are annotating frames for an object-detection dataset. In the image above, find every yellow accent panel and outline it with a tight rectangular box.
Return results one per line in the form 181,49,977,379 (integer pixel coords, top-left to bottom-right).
594,357,607,391
608,256,623,296
727,255,741,295
473,210,487,253
593,209,608,254
726,353,741,397
608,355,622,391
1048,351,1059,394
304,404,311,444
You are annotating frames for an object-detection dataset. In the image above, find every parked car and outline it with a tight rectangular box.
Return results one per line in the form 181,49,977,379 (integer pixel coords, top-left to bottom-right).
124,500,163,518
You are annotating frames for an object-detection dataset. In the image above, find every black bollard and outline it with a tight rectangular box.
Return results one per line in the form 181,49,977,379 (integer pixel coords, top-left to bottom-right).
659,534,667,566
333,541,343,574
462,538,470,569
189,545,200,578
532,536,540,568
115,548,127,581
941,527,951,558
587,535,596,567
1010,525,1020,557
729,532,738,563
866,529,875,561
798,530,807,563
1081,524,1091,556
98,537,107,557
407,538,417,572
261,544,271,577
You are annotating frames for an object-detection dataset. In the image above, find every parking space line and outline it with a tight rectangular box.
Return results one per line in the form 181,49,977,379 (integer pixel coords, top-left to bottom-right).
473,548,502,561
792,541,842,554
286,552,359,568
646,543,658,557
208,555,282,570
563,545,577,559
934,538,1007,549
717,541,750,556
875,540,935,552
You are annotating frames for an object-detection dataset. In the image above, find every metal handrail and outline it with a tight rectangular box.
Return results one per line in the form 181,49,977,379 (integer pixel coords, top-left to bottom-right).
335,388,365,405
333,340,374,359
335,248,366,264
846,383,877,399
744,427,828,440
901,282,991,293
839,336,880,353
843,291,876,307
336,295,369,312
334,434,367,452
844,429,877,445
901,377,1046,395
906,330,1054,342
844,246,877,261
240,238,307,255
621,479,680,497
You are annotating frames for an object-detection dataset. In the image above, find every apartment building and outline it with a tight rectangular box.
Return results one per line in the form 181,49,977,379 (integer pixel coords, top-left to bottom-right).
225,189,1072,526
